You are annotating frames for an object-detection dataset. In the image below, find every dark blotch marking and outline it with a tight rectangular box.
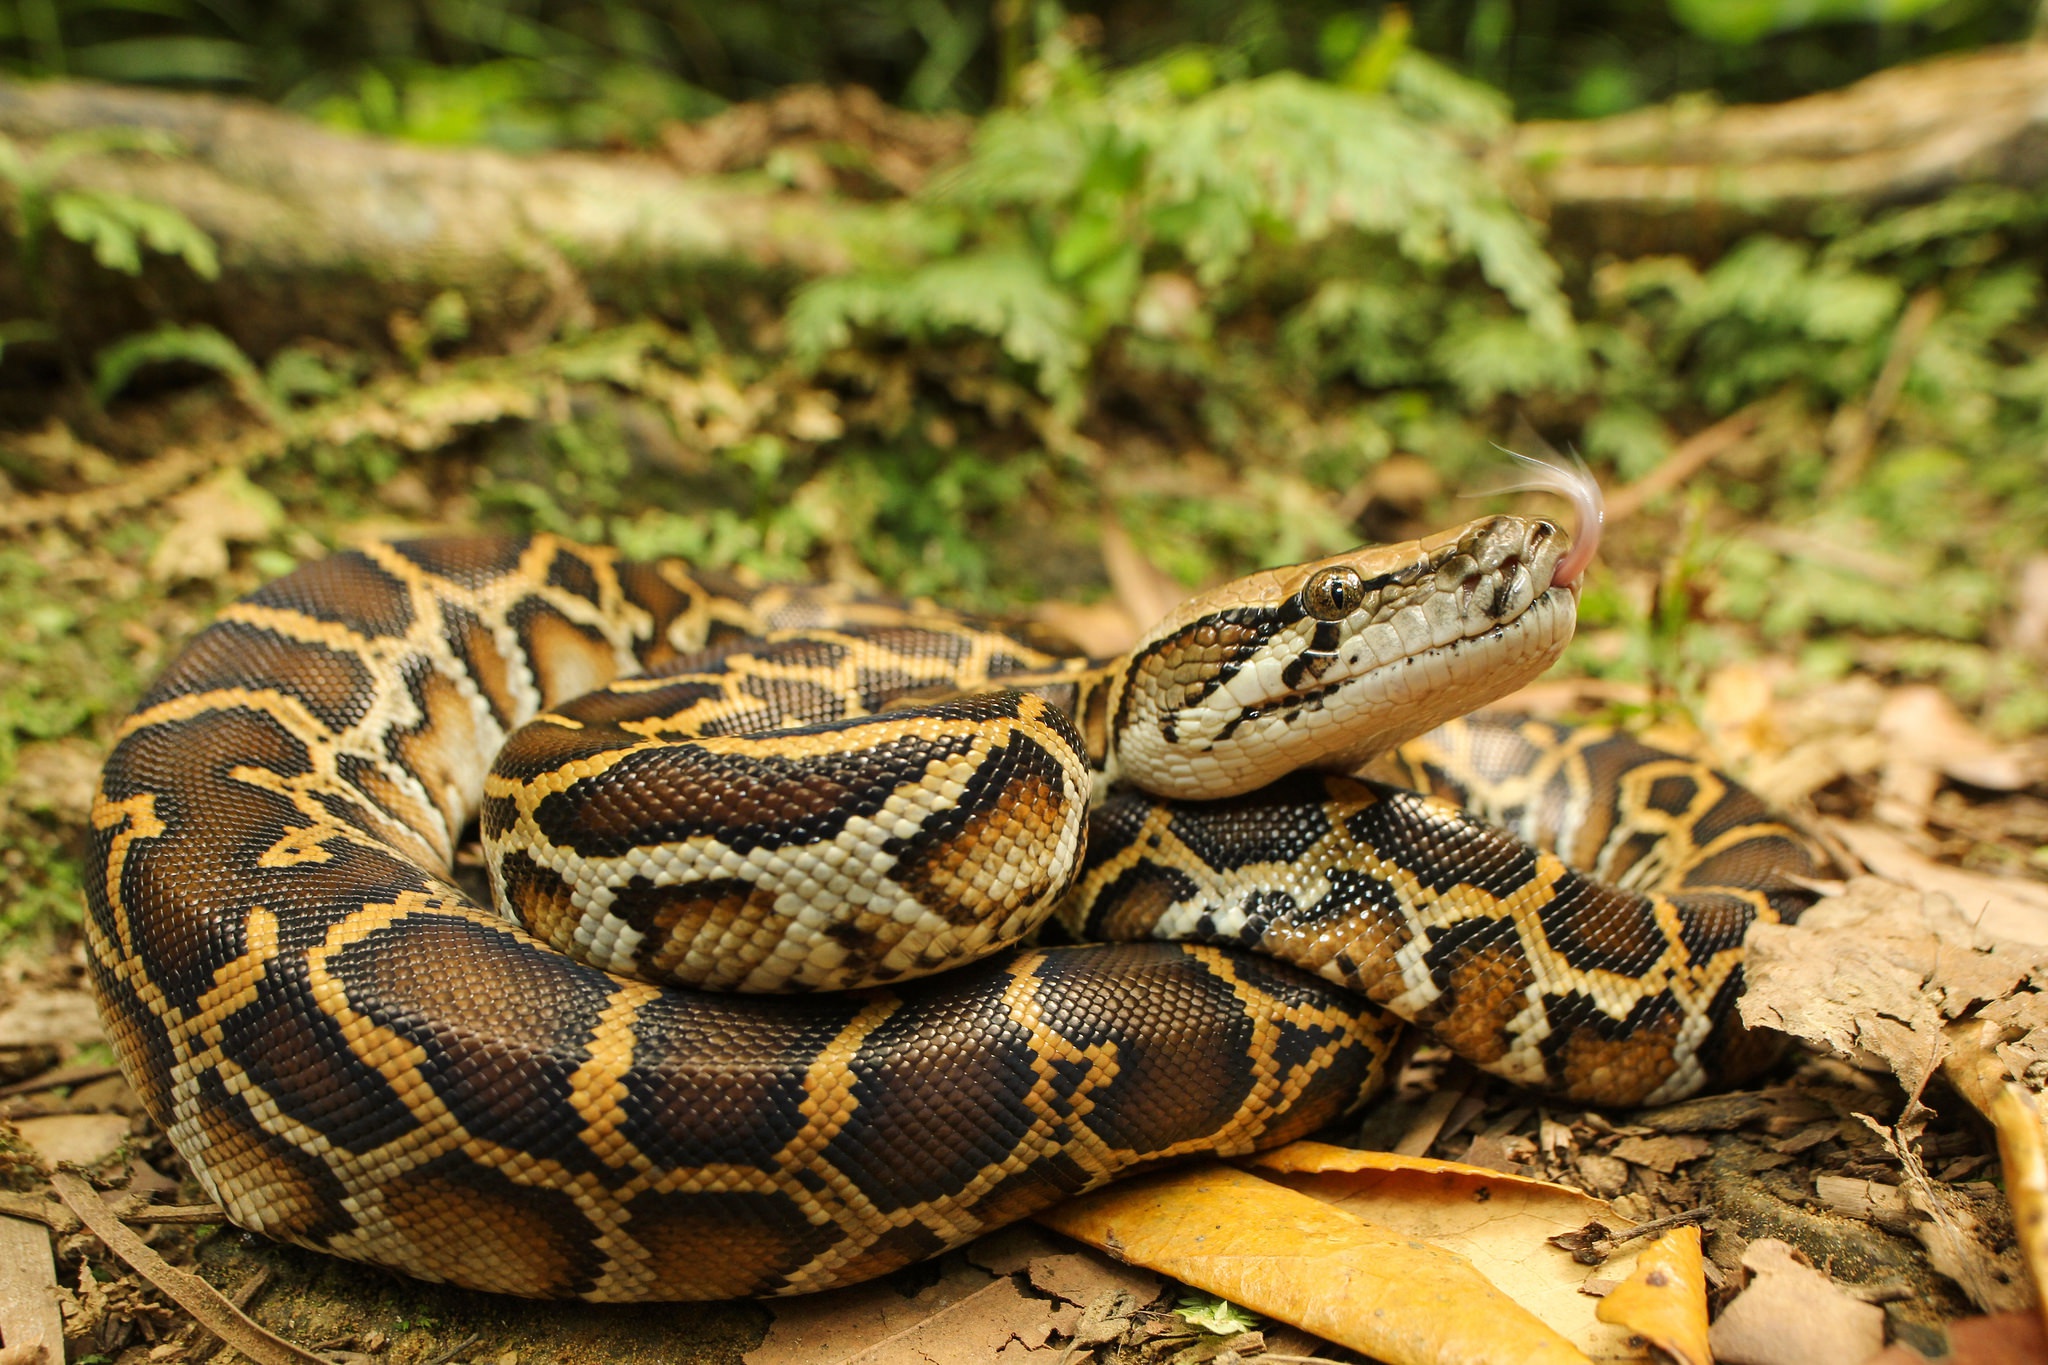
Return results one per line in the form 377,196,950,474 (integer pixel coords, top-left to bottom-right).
1644,773,1700,816
545,548,605,606
326,913,616,1172
1346,791,1542,899
1166,775,1333,872
246,551,416,638
218,950,422,1152
190,1069,356,1244
388,536,530,590
1669,890,1764,963
1535,878,1669,979
618,986,867,1169
495,849,578,926
622,1188,851,1297
144,620,375,733
825,955,1044,1213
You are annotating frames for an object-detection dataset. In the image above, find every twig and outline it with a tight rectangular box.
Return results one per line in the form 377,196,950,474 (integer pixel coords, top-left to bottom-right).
1605,403,1768,525
189,1267,273,1365
0,1064,124,1099
123,1203,229,1226
1606,1207,1714,1247
1823,287,1942,497
49,1172,331,1365
420,1331,484,1365
0,1193,77,1235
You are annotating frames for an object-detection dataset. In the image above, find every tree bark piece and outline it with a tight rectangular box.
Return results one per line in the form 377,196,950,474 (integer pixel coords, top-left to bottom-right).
0,1214,63,1365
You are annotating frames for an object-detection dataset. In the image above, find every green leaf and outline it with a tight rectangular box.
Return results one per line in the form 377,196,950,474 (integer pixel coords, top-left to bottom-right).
68,36,254,84
93,324,265,410
1671,0,1952,43
0,318,56,367
1049,206,1125,281
50,189,219,280
1175,1294,1259,1336
1432,311,1590,404
789,248,1087,411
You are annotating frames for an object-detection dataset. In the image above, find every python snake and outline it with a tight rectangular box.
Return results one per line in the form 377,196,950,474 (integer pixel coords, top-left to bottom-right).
83,513,1826,1301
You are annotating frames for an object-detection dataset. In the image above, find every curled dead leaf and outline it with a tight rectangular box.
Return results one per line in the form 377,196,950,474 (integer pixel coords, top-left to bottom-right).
1036,1163,1592,1365
1989,1085,2048,1342
1247,1143,1656,1361
1593,1226,1709,1365
1708,1239,1884,1365
1739,877,2048,1112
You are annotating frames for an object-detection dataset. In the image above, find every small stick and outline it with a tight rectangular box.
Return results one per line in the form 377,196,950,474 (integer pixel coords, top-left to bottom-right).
0,1065,124,1099
122,1203,229,1226
49,1173,329,1365
420,1331,484,1365
1606,403,1766,524
1608,1207,1714,1246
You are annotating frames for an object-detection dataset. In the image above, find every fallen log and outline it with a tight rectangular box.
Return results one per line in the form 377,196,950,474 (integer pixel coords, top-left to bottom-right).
1513,43,2048,254
0,78,904,357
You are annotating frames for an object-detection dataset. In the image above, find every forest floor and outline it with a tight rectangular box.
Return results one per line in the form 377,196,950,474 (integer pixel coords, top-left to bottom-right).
0,379,2042,1364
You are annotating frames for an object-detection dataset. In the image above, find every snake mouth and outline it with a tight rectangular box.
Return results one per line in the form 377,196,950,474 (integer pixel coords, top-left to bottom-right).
1259,580,1577,753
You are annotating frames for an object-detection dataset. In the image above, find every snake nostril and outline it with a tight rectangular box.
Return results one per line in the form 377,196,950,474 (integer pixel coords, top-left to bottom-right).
1531,521,1556,541
1500,555,1522,576
1461,572,1483,592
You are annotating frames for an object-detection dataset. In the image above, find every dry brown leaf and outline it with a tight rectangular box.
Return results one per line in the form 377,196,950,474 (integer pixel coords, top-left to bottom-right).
146,470,284,583
1037,1162,1592,1365
1593,1227,1709,1365
831,1277,1071,1363
1878,685,2046,795
0,1214,63,1365
0,989,107,1051
1990,1085,2048,1342
1858,1116,2033,1316
1607,1136,1711,1175
1248,1143,1647,1362
2013,555,2048,665
12,1114,131,1167
1707,1238,1885,1365
1866,1311,2048,1365
745,1257,999,1365
1740,877,2048,1111
1099,517,1191,637
8,740,102,824
1828,822,2048,947
1027,600,1142,659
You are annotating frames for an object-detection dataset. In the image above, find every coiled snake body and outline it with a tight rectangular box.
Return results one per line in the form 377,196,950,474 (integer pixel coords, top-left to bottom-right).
84,521,1824,1300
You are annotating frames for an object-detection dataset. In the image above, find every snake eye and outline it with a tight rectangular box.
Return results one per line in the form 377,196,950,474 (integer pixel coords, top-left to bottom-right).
1302,566,1367,621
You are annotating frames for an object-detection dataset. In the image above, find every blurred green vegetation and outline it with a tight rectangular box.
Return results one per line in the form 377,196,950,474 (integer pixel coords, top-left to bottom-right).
1,4,2046,940
0,0,2035,140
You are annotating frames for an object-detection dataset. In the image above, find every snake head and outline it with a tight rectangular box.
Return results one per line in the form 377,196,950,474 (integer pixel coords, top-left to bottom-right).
1108,514,1581,799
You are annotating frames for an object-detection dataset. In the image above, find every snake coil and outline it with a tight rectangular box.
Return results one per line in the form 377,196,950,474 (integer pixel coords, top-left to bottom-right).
84,523,1823,1300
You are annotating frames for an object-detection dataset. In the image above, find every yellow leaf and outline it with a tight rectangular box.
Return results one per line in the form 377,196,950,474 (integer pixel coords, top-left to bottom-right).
1248,1142,1649,1362
1594,1227,1709,1365
1035,1164,1590,1365
1991,1084,2048,1344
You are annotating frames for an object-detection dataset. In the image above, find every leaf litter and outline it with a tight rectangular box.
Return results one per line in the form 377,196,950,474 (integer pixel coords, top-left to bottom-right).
2,276,2048,1365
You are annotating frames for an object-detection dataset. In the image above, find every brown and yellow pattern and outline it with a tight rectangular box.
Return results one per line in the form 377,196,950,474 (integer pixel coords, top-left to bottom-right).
84,523,1822,1301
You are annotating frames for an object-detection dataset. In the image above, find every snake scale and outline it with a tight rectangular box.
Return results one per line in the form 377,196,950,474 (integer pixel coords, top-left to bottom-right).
83,506,1827,1301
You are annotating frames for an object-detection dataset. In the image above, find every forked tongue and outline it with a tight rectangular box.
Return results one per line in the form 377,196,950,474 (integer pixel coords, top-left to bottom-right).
1484,448,1604,588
